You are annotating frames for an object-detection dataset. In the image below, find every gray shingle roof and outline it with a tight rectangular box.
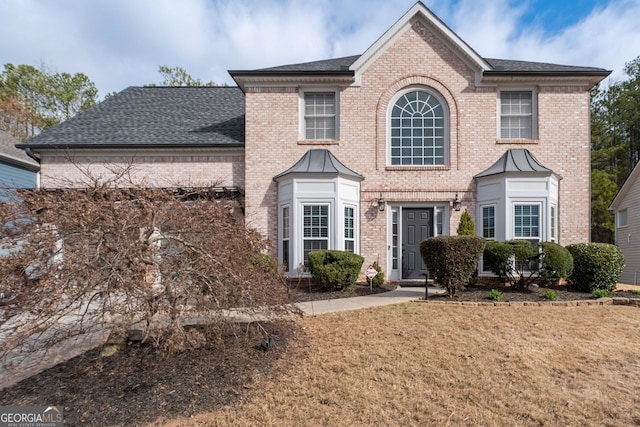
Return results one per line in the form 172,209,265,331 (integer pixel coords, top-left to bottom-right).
474,149,553,179
231,55,609,76
484,58,609,75
0,130,39,169
18,87,245,149
235,55,360,74
274,149,363,181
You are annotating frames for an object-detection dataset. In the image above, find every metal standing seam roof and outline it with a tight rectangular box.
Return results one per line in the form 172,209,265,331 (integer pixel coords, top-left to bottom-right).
17,86,246,149
274,149,364,181
473,149,554,179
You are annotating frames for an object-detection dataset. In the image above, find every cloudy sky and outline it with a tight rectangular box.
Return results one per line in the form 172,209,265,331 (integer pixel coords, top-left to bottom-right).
1,0,638,98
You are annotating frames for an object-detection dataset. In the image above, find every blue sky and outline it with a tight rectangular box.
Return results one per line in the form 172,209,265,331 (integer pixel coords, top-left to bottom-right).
0,0,638,98
520,0,610,33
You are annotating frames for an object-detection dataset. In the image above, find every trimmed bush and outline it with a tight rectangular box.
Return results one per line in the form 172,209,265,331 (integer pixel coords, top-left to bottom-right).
420,236,485,297
566,243,624,293
307,250,364,291
482,240,539,289
538,242,573,286
483,241,513,283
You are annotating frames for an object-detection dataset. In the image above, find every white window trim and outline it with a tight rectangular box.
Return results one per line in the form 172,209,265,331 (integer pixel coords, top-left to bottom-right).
617,208,628,228
300,202,333,267
512,202,543,241
550,203,557,242
342,204,358,253
497,88,538,140
299,88,340,141
386,86,450,167
481,204,497,240
279,204,291,272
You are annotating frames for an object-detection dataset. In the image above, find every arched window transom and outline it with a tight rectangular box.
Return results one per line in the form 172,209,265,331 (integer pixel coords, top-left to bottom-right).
390,89,447,166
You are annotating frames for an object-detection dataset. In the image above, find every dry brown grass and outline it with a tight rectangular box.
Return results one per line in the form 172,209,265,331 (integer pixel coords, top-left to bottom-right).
158,303,640,427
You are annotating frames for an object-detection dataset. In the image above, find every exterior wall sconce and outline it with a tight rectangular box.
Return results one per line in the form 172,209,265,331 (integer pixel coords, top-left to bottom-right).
453,193,461,211
377,193,385,212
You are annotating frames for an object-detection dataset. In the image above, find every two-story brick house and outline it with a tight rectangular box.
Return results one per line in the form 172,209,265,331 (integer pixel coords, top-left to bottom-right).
18,2,610,282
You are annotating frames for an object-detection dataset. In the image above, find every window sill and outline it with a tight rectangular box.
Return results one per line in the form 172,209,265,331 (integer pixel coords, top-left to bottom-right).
385,165,450,171
496,139,539,144
298,139,339,146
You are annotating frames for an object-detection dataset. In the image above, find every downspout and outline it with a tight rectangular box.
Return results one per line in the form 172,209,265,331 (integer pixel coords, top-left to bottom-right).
24,147,41,164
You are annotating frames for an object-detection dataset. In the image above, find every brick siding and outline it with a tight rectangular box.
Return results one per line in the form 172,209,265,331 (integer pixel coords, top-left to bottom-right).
244,21,592,273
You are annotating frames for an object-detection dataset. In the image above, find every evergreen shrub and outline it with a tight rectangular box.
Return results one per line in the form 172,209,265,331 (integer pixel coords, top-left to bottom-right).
308,250,365,291
566,243,624,293
420,236,485,297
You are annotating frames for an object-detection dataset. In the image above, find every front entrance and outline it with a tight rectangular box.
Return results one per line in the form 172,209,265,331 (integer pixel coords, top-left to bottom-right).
402,208,433,279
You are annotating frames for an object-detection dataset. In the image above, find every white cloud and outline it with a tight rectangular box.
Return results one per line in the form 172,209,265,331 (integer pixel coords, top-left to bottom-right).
0,0,637,98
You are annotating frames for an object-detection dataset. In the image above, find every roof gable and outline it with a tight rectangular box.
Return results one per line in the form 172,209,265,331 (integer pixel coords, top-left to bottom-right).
609,161,640,210
350,2,491,84
229,2,610,90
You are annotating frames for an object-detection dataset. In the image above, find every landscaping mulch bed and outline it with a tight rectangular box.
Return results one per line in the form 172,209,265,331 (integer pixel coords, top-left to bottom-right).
287,281,395,303
288,280,639,303
0,321,298,426
428,283,640,303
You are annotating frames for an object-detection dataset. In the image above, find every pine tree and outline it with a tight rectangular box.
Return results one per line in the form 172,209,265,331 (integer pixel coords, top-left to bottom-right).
457,209,476,236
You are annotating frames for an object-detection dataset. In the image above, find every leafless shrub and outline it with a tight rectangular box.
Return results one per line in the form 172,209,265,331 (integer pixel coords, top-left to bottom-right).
0,176,297,359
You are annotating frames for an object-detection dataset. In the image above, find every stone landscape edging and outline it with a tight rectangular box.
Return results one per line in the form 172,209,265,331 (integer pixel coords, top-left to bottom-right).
417,297,640,307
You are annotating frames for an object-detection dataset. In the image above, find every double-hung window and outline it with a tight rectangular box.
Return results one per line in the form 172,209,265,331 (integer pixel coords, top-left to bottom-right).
304,92,336,140
500,91,535,139
344,206,355,252
550,204,557,242
482,206,496,239
514,204,540,240
617,208,628,228
281,206,290,272
514,203,541,271
303,204,329,265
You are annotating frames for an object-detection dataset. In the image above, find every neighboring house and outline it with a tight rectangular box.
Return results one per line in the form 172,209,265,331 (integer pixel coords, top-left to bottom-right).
609,161,640,284
0,130,39,199
17,2,610,282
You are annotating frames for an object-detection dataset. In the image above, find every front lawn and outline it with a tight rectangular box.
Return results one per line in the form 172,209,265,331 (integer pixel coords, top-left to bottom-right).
179,303,640,426
3,303,639,426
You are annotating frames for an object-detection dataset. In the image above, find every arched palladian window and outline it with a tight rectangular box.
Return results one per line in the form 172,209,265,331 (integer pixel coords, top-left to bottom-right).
390,88,448,166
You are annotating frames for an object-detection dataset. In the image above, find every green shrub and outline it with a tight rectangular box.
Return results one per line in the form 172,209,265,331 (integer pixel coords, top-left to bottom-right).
457,210,476,236
371,261,384,287
538,242,574,286
420,236,485,297
592,289,610,298
483,240,539,289
307,250,364,291
487,289,503,301
483,241,513,283
251,253,278,273
566,243,624,293
542,290,558,301
632,289,640,295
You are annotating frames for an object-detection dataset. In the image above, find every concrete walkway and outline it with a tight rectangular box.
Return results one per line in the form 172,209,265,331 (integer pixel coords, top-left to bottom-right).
296,285,443,315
